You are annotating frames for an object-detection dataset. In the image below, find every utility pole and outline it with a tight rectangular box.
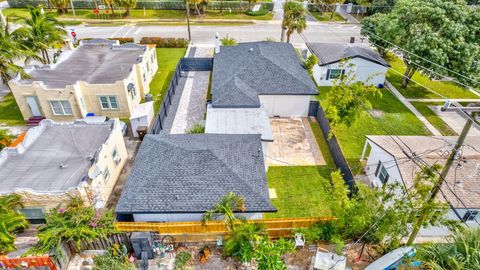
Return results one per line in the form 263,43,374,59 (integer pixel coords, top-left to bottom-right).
406,104,477,245
70,0,77,21
185,0,192,41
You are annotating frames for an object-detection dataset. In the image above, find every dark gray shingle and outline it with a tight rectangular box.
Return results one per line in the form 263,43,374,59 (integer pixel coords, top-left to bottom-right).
115,134,275,214
307,42,390,67
212,42,318,108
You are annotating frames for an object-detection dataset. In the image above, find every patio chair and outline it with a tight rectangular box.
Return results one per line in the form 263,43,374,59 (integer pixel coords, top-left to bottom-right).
294,233,305,249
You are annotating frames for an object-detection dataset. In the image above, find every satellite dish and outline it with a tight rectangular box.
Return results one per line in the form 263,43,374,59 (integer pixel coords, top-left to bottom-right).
88,164,101,179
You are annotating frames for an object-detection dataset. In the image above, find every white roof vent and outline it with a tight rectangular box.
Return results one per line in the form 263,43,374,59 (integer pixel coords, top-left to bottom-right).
249,48,254,52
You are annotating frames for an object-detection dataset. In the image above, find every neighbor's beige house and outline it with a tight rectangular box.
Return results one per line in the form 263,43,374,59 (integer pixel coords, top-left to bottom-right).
9,39,158,122
0,119,127,222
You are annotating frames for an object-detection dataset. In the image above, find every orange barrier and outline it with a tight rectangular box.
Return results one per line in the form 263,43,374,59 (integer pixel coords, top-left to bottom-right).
0,255,57,270
8,131,26,147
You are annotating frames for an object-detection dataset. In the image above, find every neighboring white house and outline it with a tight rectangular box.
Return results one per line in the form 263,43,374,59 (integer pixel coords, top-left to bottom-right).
0,119,127,223
306,43,390,87
115,134,276,222
361,136,480,237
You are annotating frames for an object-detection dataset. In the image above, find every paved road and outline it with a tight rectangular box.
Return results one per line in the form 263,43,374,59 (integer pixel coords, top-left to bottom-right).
70,21,361,44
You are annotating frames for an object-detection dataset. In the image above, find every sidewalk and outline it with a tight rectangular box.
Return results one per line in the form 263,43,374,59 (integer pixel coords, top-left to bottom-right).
429,105,480,136
385,81,442,136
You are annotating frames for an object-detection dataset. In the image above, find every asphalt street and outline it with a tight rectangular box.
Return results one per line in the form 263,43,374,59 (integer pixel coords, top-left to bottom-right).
69,21,362,44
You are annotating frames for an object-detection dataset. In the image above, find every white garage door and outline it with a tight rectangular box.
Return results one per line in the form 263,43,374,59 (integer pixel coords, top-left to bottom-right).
259,95,311,117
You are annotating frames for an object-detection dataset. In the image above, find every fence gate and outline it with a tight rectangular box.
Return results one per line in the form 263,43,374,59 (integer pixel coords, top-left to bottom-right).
180,57,213,71
308,100,319,117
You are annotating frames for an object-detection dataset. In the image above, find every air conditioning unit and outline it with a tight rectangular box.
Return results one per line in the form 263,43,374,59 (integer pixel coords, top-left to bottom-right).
114,156,122,165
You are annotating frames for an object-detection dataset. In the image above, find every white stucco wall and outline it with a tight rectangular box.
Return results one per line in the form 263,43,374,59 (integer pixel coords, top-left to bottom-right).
307,49,388,87
133,212,263,222
259,95,311,117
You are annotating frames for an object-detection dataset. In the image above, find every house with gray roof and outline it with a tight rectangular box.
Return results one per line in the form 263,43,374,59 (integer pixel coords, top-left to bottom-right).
115,134,275,222
306,42,390,87
211,41,318,117
8,39,158,125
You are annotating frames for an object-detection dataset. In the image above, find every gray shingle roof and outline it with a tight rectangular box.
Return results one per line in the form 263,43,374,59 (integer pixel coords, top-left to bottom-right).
19,40,147,88
212,42,318,108
306,42,390,67
115,134,275,214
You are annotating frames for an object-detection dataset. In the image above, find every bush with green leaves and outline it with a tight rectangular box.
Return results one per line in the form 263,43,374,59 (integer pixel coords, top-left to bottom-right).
255,238,294,270
139,37,189,48
174,251,192,270
220,35,237,46
27,197,117,255
0,194,29,254
223,222,266,263
304,54,318,76
186,123,205,134
245,8,268,16
93,244,135,270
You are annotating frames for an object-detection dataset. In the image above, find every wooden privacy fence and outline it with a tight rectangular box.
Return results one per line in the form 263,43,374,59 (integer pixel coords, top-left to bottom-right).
0,255,57,270
115,217,333,243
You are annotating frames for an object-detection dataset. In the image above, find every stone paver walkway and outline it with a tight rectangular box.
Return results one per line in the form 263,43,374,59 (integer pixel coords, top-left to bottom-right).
169,46,212,134
385,81,442,136
429,106,480,136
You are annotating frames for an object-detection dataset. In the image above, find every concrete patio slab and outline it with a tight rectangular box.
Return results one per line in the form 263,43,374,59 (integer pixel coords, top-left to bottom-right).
267,117,325,166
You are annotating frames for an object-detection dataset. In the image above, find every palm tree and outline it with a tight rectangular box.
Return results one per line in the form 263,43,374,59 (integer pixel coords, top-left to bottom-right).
202,192,246,232
0,22,36,89
50,0,70,14
114,0,137,16
103,0,116,15
418,227,480,270
0,194,29,254
282,1,307,43
19,6,66,64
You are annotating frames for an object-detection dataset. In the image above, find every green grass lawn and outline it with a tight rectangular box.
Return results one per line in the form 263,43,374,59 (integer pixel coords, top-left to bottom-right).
386,54,479,99
318,86,431,173
0,94,25,126
3,8,272,22
149,48,186,113
310,11,344,22
265,166,333,218
411,102,457,136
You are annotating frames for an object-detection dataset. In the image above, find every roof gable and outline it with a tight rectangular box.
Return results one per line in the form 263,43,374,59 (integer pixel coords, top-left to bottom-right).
307,42,390,67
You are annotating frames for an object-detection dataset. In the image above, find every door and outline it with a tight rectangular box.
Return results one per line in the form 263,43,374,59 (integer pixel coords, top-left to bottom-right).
26,96,42,116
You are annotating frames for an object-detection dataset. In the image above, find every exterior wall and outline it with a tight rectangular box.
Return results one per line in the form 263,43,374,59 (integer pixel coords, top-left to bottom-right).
307,50,388,87
364,140,480,238
88,120,128,207
259,95,311,117
133,212,263,222
9,45,157,121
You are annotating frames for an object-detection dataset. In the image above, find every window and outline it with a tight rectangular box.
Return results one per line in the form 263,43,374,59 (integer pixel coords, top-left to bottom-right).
19,208,45,224
128,83,136,100
143,73,146,82
99,96,119,110
326,69,345,80
112,147,121,166
103,167,110,184
374,161,390,184
462,210,479,222
49,100,72,115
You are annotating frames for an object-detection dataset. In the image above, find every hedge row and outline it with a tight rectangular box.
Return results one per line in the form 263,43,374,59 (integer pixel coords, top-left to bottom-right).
139,37,188,48
109,37,134,44
7,0,273,11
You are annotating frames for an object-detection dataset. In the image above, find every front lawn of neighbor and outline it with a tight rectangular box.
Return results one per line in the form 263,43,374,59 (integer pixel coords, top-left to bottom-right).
149,48,186,113
317,86,431,172
310,11,344,22
0,93,25,126
411,102,457,136
386,54,479,99
265,166,333,219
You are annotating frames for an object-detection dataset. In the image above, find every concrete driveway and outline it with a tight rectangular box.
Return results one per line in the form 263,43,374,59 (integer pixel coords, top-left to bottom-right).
267,117,325,166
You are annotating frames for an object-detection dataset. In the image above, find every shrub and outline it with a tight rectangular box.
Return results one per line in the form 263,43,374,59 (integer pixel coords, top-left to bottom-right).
220,35,237,46
294,221,338,244
186,123,205,134
109,37,134,44
174,251,192,270
304,54,318,75
139,37,189,48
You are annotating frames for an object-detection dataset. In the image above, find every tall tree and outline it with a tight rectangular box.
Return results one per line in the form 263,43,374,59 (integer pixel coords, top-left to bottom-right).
202,192,246,232
114,0,137,16
363,0,480,88
0,194,29,254
18,6,66,64
360,13,390,57
103,0,116,14
0,22,36,89
50,0,69,14
282,1,306,43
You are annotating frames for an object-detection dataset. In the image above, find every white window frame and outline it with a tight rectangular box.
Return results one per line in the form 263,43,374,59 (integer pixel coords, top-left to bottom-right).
327,69,345,80
49,100,73,116
375,161,390,184
103,167,110,184
463,210,479,222
99,96,119,110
